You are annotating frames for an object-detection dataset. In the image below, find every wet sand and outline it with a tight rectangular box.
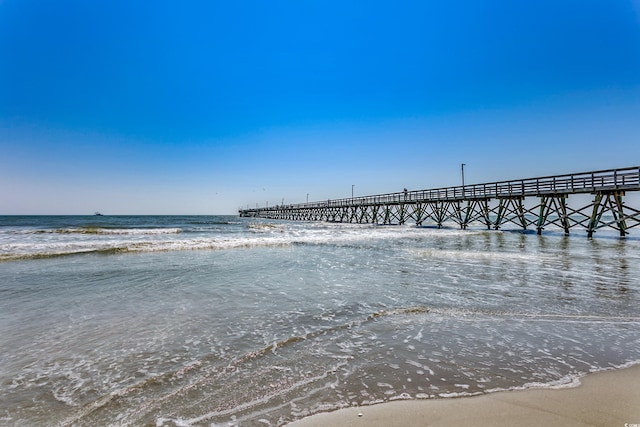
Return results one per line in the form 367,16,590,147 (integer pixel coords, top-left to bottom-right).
288,364,640,427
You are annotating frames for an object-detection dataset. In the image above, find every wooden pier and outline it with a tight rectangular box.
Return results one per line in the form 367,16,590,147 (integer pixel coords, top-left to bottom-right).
239,167,640,238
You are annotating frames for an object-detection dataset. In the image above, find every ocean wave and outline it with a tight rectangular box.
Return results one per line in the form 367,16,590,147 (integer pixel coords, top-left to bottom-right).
54,306,432,426
230,306,432,364
4,227,183,236
0,237,295,261
0,247,131,261
0,226,446,261
483,359,640,395
247,222,286,231
419,306,640,324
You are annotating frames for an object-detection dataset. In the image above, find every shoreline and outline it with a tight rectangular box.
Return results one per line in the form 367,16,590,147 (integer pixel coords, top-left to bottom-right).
287,364,640,427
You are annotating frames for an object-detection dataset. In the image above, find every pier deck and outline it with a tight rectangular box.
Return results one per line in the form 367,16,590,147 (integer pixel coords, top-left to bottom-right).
239,167,640,238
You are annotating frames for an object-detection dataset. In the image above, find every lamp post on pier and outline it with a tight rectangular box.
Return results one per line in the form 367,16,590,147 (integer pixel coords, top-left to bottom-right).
307,193,309,203
352,184,355,200
461,163,466,198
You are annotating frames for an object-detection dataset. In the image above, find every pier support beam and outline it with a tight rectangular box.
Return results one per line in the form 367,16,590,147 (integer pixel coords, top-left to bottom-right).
536,195,570,235
414,202,424,226
587,191,630,238
434,202,447,228
462,199,491,230
494,197,528,231
398,203,406,225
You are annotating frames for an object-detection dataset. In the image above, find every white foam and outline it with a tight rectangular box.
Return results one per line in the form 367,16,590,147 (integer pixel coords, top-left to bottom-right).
438,391,483,398
1,222,465,260
93,228,183,235
152,360,351,427
388,392,412,401
8,227,183,235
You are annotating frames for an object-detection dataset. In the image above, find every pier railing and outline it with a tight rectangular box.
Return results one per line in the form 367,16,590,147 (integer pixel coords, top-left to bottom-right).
271,167,640,210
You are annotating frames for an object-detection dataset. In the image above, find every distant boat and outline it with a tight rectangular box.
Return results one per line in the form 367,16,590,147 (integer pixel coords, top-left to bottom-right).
94,212,103,216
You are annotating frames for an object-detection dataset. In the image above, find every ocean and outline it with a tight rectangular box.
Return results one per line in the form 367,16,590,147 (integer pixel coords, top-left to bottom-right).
1,215,639,426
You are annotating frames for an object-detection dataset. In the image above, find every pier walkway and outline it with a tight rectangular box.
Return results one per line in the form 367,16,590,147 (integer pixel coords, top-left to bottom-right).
239,167,640,238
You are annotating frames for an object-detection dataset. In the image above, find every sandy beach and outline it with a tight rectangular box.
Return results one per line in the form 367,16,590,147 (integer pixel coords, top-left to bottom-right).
288,364,640,427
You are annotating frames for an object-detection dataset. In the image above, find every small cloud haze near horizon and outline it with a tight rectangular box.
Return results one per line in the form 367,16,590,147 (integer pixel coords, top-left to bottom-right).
1,0,639,215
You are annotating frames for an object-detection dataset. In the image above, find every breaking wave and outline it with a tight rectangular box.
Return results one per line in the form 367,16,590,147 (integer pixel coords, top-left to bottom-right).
0,223,445,262
7,227,183,235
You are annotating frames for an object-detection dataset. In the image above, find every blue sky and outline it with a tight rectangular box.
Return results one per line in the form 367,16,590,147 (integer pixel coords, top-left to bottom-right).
1,0,639,214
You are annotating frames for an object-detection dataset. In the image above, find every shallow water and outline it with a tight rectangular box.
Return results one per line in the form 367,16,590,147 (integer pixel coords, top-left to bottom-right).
1,216,639,426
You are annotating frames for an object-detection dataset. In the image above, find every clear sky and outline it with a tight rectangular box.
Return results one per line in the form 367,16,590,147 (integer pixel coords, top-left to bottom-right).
1,0,639,214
